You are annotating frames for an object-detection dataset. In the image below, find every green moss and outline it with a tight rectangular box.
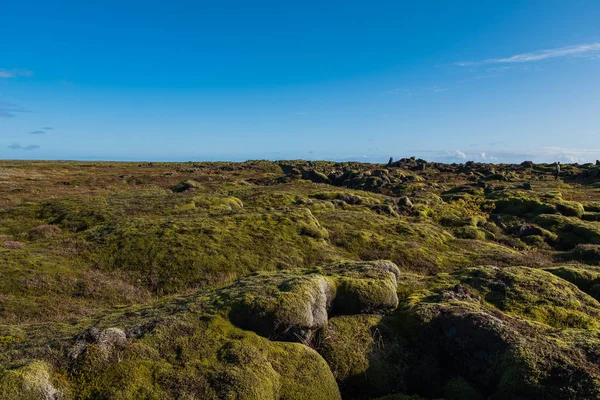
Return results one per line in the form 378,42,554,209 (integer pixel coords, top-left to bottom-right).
560,244,600,265
444,377,484,400
84,208,335,293
456,266,600,330
318,314,403,397
584,202,600,212
193,195,244,211
556,201,585,218
319,315,383,383
3,160,600,399
521,234,548,248
492,192,555,217
39,197,116,232
533,214,600,249
582,212,600,221
545,264,600,300
215,260,399,341
71,315,341,399
454,226,491,241
0,361,68,400
333,276,398,314
171,179,201,193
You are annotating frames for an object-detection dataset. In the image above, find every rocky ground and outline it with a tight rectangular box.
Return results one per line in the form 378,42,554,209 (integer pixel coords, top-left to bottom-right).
1,158,600,399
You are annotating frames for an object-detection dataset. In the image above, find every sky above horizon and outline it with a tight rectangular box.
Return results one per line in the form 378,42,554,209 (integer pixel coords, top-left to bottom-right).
1,0,600,163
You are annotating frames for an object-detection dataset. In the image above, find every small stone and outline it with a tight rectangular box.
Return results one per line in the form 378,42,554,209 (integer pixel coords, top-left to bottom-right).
398,196,413,209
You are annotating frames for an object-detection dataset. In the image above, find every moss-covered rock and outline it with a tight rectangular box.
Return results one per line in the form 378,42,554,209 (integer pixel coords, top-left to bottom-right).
533,214,600,249
216,260,400,341
395,269,600,399
455,266,600,329
454,226,492,241
0,361,66,400
583,212,600,221
492,193,555,217
171,179,201,193
545,264,600,300
66,314,341,400
556,201,585,218
560,244,600,265
444,377,484,400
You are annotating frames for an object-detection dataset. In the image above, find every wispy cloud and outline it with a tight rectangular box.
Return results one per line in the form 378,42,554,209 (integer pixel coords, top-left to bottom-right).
454,150,467,160
7,143,40,151
0,69,33,78
29,130,46,135
383,86,447,96
384,88,411,95
435,147,600,164
0,102,28,118
455,42,600,66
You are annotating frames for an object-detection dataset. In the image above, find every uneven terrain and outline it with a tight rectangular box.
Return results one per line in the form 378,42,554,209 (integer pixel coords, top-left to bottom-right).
1,158,600,399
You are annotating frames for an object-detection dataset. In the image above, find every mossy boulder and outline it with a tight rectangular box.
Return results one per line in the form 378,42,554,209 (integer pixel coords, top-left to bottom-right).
454,226,492,241
545,264,600,300
193,195,244,211
582,212,600,221
171,179,201,193
521,234,548,248
0,361,66,400
395,267,600,399
329,261,400,314
83,208,334,293
492,193,555,217
560,244,600,265
68,315,341,400
221,273,335,341
455,266,600,329
39,197,115,232
216,261,400,341
556,201,585,218
584,202,600,212
533,214,600,249
444,377,485,400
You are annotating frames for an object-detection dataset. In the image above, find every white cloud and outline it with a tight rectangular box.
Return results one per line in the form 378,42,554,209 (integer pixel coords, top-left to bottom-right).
408,146,599,164
0,69,33,78
455,43,600,66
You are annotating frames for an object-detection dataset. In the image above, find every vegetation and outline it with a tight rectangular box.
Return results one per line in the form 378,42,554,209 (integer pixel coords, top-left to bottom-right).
1,158,600,399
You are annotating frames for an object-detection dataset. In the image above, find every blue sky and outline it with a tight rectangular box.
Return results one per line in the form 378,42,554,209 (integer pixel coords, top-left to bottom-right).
1,0,599,163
